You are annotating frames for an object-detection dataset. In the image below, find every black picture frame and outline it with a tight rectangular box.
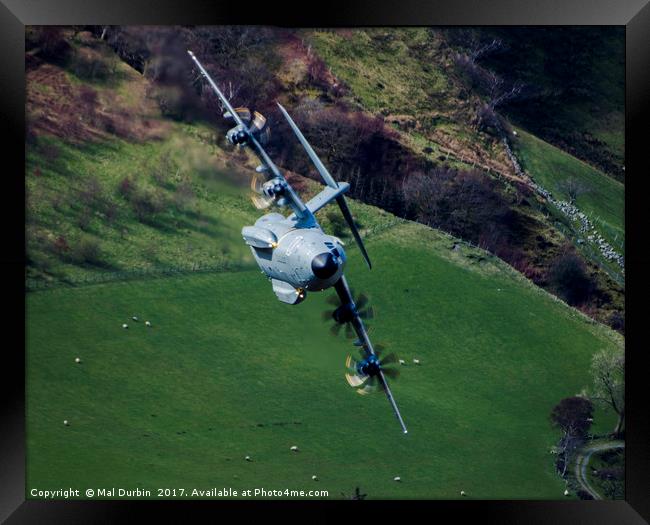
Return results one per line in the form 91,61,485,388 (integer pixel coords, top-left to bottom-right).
2,1,648,522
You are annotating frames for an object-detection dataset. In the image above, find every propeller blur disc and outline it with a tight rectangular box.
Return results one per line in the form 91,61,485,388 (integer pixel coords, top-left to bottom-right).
250,173,274,209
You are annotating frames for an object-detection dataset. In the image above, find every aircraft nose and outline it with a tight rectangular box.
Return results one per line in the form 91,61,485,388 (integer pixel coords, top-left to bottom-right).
311,252,339,279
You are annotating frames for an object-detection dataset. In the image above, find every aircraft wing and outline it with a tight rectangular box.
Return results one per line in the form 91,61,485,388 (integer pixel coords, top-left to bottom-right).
187,51,309,218
277,103,372,269
333,275,408,434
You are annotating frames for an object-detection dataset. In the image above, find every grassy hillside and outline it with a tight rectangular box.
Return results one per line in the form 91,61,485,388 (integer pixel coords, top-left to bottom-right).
26,27,624,331
483,27,625,181
513,128,624,254
25,28,625,499
306,28,513,177
302,27,624,328
27,220,621,499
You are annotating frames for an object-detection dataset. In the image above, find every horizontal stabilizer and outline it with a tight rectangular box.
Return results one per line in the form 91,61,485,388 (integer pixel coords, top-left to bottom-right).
288,183,350,218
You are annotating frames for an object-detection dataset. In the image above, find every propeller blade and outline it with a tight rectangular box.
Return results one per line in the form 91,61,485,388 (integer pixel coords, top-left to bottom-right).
331,323,343,337
250,173,265,194
355,293,368,310
382,367,400,380
326,295,340,306
226,107,252,125
358,307,374,320
344,323,355,339
345,372,368,388
322,310,336,322
251,111,267,132
251,194,274,210
357,376,380,395
250,173,274,209
250,111,271,145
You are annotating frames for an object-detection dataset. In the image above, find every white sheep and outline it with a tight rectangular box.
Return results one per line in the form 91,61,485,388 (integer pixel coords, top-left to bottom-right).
460,490,466,496
413,359,420,365
399,359,406,365
122,323,128,329
63,420,69,426
312,475,318,481
393,476,401,482
145,321,152,327
75,357,81,364
290,445,299,452
245,456,252,462
132,316,139,321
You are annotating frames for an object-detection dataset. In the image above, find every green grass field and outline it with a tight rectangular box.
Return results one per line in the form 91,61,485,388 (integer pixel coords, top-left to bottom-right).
27,220,621,500
513,128,624,253
25,28,623,500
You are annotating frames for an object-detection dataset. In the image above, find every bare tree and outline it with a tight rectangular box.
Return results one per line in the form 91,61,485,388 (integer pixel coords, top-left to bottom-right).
590,347,624,436
469,37,504,61
558,177,591,204
452,38,523,136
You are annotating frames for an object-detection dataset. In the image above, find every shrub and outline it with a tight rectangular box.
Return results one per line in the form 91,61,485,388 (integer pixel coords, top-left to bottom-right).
76,207,92,231
608,311,624,333
34,27,71,62
402,167,511,246
40,142,61,163
547,250,594,305
80,177,103,207
70,236,103,265
78,86,100,124
70,48,111,81
51,235,69,257
104,202,120,225
307,54,330,89
173,181,195,210
131,189,165,223
117,176,135,198
152,152,175,186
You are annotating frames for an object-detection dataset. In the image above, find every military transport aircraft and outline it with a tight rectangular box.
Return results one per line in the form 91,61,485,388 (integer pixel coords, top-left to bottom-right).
188,50,407,434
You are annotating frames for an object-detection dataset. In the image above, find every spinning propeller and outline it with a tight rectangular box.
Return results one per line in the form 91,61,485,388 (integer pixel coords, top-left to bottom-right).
322,290,374,338
250,172,274,209
345,344,400,395
224,107,271,145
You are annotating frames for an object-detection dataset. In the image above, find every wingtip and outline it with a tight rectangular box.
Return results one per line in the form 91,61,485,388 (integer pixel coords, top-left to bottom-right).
187,49,194,57
403,429,408,434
